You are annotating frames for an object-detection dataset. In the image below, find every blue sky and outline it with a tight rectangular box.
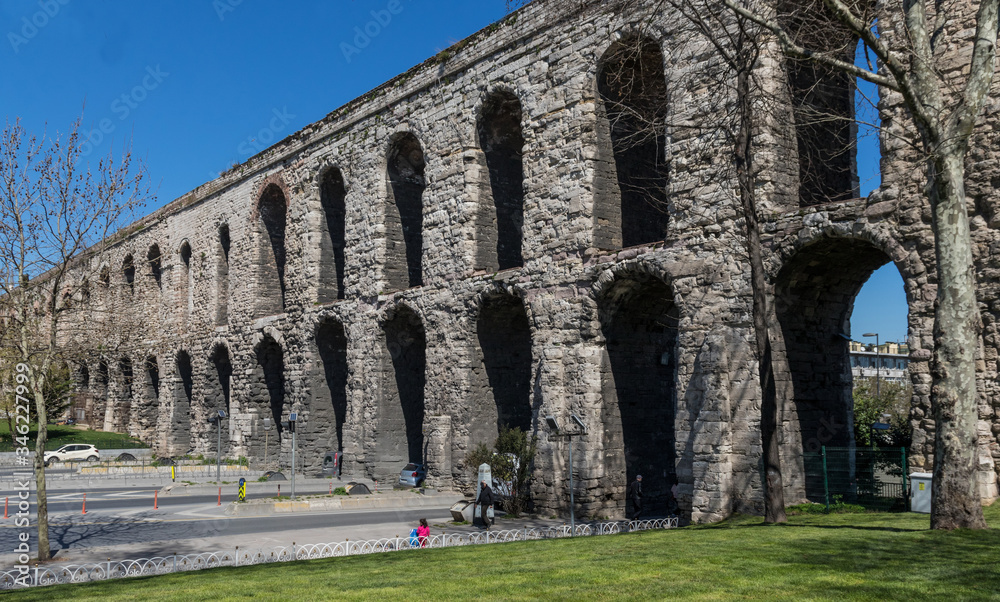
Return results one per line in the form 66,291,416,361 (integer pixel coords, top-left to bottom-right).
2,0,906,342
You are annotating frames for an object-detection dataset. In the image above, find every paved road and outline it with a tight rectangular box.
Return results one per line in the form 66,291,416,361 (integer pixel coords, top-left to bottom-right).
1,485,301,515
0,506,454,556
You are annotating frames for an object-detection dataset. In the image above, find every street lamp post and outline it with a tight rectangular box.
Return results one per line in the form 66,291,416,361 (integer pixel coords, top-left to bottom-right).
545,414,587,536
208,410,227,482
863,332,880,398
281,413,299,499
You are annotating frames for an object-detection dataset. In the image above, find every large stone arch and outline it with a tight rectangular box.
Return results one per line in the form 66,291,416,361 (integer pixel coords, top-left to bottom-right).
375,302,426,480
310,316,350,472
595,266,679,517
170,349,195,455
468,287,534,449
250,333,287,464
769,230,917,500
593,32,670,251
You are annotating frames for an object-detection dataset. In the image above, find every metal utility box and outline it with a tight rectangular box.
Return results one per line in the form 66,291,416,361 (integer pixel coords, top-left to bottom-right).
910,472,933,513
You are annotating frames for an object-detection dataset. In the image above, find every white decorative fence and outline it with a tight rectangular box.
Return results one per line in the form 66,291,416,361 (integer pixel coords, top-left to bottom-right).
1,518,678,590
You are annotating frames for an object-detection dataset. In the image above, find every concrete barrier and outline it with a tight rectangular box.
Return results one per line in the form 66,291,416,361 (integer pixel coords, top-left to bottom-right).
225,491,458,516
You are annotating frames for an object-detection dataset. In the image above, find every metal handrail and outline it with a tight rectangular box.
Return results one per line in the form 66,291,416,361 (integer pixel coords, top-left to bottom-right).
1,517,679,589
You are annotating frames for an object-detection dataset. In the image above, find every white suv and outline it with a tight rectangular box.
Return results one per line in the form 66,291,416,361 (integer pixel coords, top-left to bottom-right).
44,444,100,466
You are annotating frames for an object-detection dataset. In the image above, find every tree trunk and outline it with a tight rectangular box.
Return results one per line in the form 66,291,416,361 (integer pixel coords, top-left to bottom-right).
929,149,987,530
735,61,786,523
33,386,50,560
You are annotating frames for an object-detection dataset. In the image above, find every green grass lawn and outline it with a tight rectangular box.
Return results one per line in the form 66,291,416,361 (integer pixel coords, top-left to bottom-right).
6,505,1000,601
0,423,147,451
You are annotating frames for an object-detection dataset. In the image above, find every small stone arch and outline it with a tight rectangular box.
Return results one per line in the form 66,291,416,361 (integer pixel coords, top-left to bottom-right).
592,32,670,251
385,131,427,290
316,164,348,303
254,177,290,316
122,254,136,294
474,88,526,272
146,244,162,290
216,223,231,326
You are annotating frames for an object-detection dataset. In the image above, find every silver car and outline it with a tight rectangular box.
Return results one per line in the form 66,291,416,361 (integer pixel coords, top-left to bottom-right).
398,463,426,487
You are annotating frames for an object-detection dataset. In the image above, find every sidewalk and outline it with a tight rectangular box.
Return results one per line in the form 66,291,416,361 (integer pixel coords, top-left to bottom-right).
25,507,586,567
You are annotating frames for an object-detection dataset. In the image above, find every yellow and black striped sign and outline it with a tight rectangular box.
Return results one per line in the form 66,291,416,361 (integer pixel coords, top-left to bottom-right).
238,477,246,502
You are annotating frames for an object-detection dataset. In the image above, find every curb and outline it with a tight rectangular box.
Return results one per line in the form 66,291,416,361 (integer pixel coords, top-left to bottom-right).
225,493,459,516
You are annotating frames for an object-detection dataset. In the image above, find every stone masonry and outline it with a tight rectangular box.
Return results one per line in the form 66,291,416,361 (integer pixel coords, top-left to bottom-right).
58,0,1000,523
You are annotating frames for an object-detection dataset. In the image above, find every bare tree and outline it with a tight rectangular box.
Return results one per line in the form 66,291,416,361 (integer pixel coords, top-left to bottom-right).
0,117,150,559
724,0,995,530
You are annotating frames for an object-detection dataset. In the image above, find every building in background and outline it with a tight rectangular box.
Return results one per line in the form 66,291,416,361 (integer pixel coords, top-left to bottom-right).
849,340,909,384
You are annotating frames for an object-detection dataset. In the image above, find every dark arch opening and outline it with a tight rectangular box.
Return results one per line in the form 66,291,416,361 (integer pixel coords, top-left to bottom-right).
147,244,162,290
217,224,230,325
596,36,670,249
118,357,133,432
316,319,349,458
78,363,90,391
386,134,426,289
174,351,194,453
179,241,192,314
142,356,160,434
472,294,532,446
122,255,135,294
319,168,347,302
378,307,426,478
258,185,287,315
599,273,678,516
94,359,110,426
778,4,861,206
99,267,111,288
209,344,233,417
254,337,286,449
773,237,896,499
477,92,525,271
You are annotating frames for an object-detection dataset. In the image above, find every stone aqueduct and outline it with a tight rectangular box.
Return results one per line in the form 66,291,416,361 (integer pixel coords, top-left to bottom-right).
62,0,1000,521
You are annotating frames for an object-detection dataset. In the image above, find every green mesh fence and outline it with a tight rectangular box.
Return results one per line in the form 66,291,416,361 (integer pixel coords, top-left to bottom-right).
803,446,908,512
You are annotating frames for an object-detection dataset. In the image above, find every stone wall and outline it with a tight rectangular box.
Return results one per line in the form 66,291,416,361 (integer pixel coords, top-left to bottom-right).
56,0,1000,523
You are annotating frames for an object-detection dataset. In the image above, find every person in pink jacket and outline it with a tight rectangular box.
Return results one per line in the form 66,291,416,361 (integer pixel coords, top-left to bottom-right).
417,518,430,547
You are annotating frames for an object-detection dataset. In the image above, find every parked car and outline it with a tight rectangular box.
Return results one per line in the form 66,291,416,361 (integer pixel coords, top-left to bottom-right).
398,463,426,487
44,444,100,466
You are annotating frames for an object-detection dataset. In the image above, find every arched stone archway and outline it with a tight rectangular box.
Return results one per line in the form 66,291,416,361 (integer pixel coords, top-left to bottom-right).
771,235,908,500
595,35,670,250
376,305,426,479
256,184,288,316
470,292,533,447
598,270,679,516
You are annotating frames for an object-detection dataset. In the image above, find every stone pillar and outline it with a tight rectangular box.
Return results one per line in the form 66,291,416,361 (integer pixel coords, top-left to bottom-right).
685,330,735,523
425,415,453,490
